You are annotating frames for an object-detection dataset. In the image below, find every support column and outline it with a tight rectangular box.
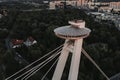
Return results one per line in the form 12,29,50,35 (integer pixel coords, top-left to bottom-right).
52,40,70,80
68,39,83,80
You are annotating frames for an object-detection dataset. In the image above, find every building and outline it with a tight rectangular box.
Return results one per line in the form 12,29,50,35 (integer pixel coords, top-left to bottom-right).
77,0,86,6
49,0,88,9
11,37,37,48
110,2,120,12
11,39,24,48
49,0,77,9
24,37,37,47
99,6,111,12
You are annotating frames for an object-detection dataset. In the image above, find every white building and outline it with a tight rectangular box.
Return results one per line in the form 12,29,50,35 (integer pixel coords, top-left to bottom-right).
24,37,37,47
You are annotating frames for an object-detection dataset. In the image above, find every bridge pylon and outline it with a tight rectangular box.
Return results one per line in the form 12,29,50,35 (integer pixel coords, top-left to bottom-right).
52,20,91,80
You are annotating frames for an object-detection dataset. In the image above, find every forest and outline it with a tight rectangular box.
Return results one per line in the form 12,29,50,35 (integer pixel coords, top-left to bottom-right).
0,8,120,80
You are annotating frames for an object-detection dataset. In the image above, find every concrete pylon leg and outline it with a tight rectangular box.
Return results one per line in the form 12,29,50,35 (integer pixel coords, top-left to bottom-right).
52,40,70,80
68,39,83,80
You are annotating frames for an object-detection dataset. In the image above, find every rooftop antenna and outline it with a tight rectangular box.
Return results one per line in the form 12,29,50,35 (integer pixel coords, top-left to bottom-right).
52,20,91,80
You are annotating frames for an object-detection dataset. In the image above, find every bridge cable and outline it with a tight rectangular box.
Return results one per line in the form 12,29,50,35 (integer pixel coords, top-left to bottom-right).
20,48,62,80
5,44,63,80
41,58,59,80
14,47,62,80
24,51,61,80
82,48,110,80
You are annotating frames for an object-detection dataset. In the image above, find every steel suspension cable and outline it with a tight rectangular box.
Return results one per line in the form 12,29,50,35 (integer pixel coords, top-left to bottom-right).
14,48,62,80
5,44,63,80
15,54,54,80
20,48,62,80
82,48,110,80
24,51,61,80
21,54,58,80
41,57,59,80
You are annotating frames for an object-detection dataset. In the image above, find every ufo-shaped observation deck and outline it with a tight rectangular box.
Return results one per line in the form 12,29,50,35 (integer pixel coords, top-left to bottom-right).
54,20,91,40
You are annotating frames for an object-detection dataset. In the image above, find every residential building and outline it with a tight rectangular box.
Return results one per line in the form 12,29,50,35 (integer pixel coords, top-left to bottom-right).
11,37,37,48
110,2,120,11
49,0,77,9
24,37,37,47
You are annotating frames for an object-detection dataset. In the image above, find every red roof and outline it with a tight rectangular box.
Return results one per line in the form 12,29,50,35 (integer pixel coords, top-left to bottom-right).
12,39,24,45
